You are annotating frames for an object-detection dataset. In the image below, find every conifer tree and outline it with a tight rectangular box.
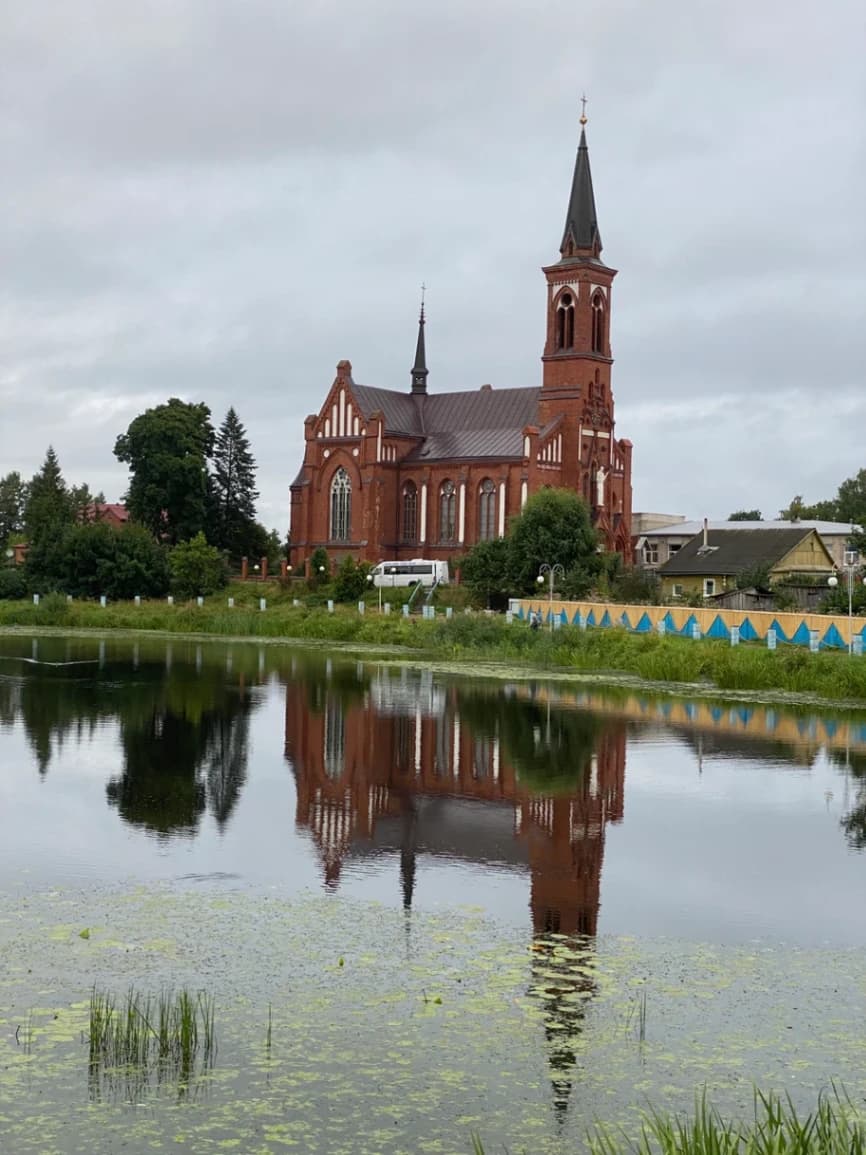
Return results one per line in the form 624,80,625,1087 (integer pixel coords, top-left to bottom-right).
0,471,28,550
210,408,259,560
23,447,75,588
25,447,71,542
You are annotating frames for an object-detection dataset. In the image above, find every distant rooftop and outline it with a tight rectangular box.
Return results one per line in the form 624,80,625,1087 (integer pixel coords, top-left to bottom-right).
643,519,861,538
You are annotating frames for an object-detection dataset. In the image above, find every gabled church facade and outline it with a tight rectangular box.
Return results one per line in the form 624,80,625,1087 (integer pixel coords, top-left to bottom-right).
289,119,633,574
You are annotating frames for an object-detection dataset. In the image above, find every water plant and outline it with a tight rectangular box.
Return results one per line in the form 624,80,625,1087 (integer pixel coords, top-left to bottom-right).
88,985,216,1084
470,1086,866,1153
590,1086,866,1155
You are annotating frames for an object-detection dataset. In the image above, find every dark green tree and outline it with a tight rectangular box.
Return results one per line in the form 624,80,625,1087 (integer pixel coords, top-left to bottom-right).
735,562,773,593
728,509,762,521
459,538,512,609
309,547,331,586
332,556,370,602
608,564,660,604
0,471,28,551
23,448,76,589
114,399,215,544
834,469,866,544
507,488,599,595
69,482,105,523
779,495,839,521
24,447,71,542
209,407,259,560
61,522,170,600
241,521,284,569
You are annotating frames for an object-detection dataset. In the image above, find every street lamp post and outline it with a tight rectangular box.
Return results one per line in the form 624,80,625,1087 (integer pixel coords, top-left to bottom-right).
537,563,565,631
367,572,383,612
828,550,865,654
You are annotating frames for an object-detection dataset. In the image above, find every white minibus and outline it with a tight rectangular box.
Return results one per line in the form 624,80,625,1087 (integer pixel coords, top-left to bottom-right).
370,559,450,588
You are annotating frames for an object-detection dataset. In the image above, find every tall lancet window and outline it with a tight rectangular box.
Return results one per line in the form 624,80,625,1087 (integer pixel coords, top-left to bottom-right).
478,478,496,541
439,480,456,542
329,467,351,541
556,292,575,350
591,292,606,354
401,481,418,542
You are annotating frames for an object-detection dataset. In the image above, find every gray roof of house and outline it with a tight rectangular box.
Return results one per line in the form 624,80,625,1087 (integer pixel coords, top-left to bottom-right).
659,527,828,577
351,383,541,461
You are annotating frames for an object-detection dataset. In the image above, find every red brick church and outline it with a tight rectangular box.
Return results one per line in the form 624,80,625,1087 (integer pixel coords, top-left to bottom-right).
289,117,633,573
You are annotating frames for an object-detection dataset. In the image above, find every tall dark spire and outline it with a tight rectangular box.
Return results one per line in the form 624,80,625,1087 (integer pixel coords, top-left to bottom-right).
559,112,602,260
410,287,428,395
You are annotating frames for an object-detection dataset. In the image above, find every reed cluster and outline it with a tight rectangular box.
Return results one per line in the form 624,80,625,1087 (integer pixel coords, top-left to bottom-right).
88,986,216,1078
471,1087,866,1154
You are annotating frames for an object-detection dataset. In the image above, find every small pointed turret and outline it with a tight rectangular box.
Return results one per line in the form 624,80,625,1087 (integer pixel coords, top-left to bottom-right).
560,117,602,260
410,290,428,395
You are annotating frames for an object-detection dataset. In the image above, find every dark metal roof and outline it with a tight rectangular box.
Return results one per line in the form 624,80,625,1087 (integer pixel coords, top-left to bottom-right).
351,384,541,461
659,528,828,576
404,427,525,462
560,127,602,257
352,385,423,435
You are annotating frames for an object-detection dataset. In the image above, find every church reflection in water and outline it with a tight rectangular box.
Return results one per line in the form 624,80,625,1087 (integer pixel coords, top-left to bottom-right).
284,661,626,1118
284,661,626,938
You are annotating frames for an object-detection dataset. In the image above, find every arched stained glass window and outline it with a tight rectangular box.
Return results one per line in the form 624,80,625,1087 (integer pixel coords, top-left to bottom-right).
439,480,456,542
401,481,418,542
329,467,351,541
478,478,496,541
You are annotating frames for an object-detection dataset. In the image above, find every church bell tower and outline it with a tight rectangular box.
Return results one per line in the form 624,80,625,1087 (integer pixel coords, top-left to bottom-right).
538,105,633,558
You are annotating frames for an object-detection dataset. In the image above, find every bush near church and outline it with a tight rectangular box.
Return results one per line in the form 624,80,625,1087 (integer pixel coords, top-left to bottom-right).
169,533,227,599
461,489,601,608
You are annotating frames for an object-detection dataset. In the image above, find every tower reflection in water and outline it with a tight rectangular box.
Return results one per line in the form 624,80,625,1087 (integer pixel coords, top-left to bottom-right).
284,661,627,1119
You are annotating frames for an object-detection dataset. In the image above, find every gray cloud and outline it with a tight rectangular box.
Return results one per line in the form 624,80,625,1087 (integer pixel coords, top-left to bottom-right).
2,0,864,529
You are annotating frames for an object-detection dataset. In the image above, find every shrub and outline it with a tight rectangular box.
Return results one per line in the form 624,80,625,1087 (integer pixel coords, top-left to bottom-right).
61,522,170,601
309,547,330,587
169,533,227,599
332,556,370,603
0,567,26,600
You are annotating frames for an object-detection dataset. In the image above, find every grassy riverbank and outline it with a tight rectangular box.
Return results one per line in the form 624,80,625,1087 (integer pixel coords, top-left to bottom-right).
4,588,866,702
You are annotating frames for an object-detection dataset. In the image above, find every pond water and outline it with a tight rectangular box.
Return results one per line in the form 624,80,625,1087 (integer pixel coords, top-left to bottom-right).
2,632,866,1153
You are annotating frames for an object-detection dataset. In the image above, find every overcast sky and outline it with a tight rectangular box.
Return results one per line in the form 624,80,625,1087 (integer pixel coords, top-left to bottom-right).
2,0,865,532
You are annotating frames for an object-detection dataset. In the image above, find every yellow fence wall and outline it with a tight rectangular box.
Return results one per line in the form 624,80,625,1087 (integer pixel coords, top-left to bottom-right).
512,599,863,650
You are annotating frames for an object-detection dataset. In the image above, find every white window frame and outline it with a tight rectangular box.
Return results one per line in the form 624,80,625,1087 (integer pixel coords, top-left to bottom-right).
703,578,716,597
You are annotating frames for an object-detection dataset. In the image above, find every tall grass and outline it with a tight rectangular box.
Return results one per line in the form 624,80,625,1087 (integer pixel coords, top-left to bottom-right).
590,1087,866,1155
88,986,216,1085
471,1087,866,1154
